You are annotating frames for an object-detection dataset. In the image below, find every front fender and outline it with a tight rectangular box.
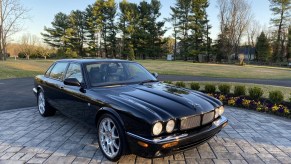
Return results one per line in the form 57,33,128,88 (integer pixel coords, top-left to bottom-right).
95,107,125,127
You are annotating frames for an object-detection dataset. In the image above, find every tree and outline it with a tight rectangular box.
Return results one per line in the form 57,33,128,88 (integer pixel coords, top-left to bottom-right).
247,19,261,60
67,10,87,57
19,33,39,60
255,32,271,62
0,0,29,60
189,0,210,62
171,0,192,60
269,0,291,62
85,5,99,56
119,0,139,59
217,0,252,61
41,12,70,53
93,0,117,58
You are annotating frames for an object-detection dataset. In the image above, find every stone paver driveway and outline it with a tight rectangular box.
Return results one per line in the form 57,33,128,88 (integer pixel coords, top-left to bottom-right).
0,107,291,164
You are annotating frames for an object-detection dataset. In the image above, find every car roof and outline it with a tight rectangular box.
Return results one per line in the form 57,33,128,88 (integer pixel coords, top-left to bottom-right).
56,58,134,64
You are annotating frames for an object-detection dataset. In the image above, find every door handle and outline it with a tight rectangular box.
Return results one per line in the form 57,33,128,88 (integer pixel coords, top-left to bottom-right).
60,86,64,89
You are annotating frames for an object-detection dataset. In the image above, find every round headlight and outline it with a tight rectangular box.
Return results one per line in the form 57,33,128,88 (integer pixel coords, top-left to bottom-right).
215,106,225,118
166,120,175,133
152,122,163,136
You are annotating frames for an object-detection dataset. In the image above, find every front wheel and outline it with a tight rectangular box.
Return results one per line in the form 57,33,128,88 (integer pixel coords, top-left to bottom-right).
97,114,125,161
37,90,56,117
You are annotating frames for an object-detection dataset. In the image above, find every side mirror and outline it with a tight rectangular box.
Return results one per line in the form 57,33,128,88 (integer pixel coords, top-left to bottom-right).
152,72,158,78
64,78,81,87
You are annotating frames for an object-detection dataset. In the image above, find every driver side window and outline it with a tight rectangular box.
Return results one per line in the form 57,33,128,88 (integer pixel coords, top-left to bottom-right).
65,63,83,83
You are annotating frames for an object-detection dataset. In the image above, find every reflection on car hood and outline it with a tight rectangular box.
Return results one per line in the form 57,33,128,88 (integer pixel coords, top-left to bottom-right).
91,82,222,122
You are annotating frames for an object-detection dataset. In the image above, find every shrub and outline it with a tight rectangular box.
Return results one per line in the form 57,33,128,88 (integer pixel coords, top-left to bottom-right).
289,93,291,102
190,82,200,90
204,84,216,93
269,90,284,104
175,81,186,88
218,84,231,94
248,87,263,100
234,85,246,96
163,80,172,84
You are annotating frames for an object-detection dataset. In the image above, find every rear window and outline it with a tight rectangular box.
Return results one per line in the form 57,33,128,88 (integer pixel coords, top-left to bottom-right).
49,62,68,80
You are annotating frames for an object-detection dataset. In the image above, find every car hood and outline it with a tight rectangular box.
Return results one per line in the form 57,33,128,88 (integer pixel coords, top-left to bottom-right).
91,82,222,122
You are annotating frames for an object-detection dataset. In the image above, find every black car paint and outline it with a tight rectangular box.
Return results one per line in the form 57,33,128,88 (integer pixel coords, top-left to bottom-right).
33,59,227,158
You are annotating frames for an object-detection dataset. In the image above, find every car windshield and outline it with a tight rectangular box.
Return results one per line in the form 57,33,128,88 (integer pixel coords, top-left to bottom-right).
86,62,157,87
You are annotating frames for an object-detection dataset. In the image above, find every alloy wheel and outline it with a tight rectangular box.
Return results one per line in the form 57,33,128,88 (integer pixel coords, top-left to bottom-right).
98,117,120,158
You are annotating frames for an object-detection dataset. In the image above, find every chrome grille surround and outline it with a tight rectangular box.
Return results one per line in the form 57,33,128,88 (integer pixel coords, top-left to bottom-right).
202,111,215,125
180,115,201,130
180,111,215,130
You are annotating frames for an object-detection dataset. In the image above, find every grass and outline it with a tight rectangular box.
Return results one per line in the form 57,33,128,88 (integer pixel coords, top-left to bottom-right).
0,58,290,79
0,59,54,79
180,81,291,101
137,60,291,79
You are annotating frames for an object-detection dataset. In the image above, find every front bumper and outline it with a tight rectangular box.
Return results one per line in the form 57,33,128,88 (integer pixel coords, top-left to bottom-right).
126,116,228,158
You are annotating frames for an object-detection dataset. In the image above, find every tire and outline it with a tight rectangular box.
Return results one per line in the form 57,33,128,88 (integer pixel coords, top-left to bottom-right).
97,113,126,161
37,90,56,117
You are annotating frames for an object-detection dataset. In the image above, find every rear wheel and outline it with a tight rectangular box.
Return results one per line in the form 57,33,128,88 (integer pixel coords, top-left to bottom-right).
37,90,56,117
97,114,125,161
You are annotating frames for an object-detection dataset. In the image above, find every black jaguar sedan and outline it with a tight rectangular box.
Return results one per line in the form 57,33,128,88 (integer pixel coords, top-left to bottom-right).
33,59,228,161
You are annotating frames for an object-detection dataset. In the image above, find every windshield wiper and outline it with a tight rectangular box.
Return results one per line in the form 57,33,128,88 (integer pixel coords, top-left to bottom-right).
139,79,159,85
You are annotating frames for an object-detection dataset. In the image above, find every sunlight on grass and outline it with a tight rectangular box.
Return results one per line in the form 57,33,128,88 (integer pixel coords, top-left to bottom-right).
0,59,290,79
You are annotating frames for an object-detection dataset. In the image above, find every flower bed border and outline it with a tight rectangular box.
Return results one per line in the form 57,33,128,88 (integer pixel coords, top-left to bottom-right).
208,93,291,118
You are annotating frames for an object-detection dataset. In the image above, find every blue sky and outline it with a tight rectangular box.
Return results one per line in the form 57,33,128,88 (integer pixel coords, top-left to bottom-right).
15,0,271,43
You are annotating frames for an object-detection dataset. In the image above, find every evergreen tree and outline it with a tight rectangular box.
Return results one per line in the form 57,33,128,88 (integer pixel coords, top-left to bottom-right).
68,10,87,57
189,0,210,62
93,0,117,58
171,0,211,61
119,0,139,59
269,0,291,62
41,12,70,51
85,5,99,56
256,32,271,62
171,0,192,60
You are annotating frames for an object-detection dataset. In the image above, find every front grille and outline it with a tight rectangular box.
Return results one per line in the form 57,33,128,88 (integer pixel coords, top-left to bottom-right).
180,111,215,130
202,111,214,125
180,115,201,130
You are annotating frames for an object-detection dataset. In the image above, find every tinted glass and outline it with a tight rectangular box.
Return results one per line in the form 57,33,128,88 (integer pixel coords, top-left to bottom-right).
65,63,83,82
49,62,68,80
86,62,156,86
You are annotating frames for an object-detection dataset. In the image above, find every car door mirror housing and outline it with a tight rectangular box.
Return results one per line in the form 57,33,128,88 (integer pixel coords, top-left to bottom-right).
64,78,81,87
152,72,158,78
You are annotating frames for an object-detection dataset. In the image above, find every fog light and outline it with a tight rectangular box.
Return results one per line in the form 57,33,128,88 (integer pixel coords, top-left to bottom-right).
137,141,149,148
162,141,178,149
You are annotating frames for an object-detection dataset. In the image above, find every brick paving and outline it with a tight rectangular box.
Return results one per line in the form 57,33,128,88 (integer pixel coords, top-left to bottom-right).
0,107,291,164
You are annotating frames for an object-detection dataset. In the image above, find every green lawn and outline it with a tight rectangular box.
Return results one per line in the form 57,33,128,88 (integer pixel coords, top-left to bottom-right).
137,60,291,79
0,59,290,79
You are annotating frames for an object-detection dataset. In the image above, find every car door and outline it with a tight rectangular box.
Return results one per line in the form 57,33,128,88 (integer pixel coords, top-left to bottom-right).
61,63,89,121
43,62,69,111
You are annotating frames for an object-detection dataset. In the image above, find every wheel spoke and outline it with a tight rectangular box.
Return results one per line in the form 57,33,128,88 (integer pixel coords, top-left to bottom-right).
113,140,119,149
110,144,115,155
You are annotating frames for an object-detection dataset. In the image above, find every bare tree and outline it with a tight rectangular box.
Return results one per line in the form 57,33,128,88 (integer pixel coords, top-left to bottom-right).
217,0,252,61
19,33,38,60
0,0,29,60
247,19,261,60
